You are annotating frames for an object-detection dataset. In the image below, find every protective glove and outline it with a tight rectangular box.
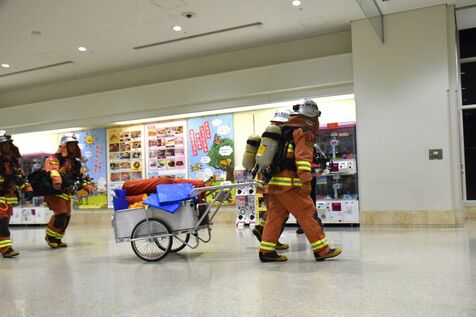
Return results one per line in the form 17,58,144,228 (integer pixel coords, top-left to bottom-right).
299,182,312,197
24,191,34,202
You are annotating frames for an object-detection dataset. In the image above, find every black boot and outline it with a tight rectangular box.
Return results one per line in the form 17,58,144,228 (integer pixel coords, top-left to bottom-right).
314,247,342,261
2,248,20,258
276,241,289,250
252,224,263,242
56,240,68,248
45,235,60,249
259,251,288,262
296,222,304,234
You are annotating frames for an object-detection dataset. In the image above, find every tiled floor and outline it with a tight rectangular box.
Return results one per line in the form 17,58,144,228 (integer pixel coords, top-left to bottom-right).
1,222,475,317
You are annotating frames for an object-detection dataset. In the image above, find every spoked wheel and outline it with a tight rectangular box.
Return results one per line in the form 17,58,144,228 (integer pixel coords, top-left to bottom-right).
158,233,190,253
131,218,172,262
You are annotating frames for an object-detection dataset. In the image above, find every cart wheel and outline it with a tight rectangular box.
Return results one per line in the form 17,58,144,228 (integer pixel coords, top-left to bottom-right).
158,233,190,253
131,218,172,262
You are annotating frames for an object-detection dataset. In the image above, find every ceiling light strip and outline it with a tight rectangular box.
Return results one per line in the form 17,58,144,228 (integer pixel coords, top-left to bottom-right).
134,22,263,50
0,61,74,78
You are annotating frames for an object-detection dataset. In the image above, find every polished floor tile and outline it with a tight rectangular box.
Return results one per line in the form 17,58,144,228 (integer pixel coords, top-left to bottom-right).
1,222,476,317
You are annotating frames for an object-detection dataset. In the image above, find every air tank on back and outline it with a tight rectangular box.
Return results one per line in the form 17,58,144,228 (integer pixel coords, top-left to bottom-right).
255,125,282,169
242,135,261,171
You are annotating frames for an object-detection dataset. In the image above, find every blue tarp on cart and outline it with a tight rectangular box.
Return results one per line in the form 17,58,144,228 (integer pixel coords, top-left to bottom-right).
143,183,195,214
157,183,194,204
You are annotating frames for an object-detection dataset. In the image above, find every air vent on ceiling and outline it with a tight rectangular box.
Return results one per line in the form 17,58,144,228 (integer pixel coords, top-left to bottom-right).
0,61,74,78
134,22,263,50
150,0,188,9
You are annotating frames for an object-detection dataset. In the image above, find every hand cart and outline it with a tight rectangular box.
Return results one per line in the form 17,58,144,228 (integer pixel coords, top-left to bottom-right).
112,182,256,262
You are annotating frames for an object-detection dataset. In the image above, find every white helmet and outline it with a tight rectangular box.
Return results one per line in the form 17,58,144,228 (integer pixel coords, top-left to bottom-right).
60,133,78,145
271,109,293,123
0,130,12,143
293,99,321,117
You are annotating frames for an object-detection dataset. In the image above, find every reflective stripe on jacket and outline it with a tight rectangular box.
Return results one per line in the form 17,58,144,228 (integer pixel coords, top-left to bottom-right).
265,127,314,194
0,161,32,205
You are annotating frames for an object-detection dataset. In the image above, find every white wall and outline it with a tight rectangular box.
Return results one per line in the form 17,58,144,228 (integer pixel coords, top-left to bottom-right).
12,132,60,155
352,5,462,212
1,53,353,134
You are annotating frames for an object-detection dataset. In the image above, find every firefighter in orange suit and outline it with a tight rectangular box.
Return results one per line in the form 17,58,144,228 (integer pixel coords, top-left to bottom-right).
44,133,93,248
0,131,33,258
252,109,293,250
259,100,342,262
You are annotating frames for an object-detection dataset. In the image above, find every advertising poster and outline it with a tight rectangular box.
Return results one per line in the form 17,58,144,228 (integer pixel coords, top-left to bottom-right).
107,125,145,208
187,114,235,205
74,129,108,209
146,121,187,179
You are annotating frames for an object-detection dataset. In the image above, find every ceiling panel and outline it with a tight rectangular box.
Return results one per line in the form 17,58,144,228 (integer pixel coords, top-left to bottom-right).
0,0,473,92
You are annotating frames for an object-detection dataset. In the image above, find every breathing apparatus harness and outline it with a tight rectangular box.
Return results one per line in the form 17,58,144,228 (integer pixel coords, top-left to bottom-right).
255,126,296,183
0,156,26,196
53,153,84,192
28,153,84,196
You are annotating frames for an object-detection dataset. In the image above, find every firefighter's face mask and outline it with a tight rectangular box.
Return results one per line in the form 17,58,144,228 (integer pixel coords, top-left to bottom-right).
66,142,81,158
313,117,320,135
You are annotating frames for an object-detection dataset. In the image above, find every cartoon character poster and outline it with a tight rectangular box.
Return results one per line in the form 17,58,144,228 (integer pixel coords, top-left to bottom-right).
187,114,235,205
74,129,108,209
187,114,234,181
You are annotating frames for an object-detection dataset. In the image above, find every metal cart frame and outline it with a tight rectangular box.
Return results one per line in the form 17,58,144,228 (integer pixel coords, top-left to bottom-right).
112,182,256,262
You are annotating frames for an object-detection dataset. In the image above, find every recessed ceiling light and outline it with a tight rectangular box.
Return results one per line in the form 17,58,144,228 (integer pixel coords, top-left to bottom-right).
291,0,302,6
1,64,10,68
78,46,87,52
172,25,182,32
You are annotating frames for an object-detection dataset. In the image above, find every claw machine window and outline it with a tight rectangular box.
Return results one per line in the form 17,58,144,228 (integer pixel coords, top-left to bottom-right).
11,153,52,225
316,122,359,224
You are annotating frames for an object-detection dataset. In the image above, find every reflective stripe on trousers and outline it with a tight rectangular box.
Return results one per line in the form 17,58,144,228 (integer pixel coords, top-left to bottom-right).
268,177,302,187
0,239,12,249
260,241,276,251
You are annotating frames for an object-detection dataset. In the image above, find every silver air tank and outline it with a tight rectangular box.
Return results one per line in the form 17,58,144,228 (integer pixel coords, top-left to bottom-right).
255,125,282,169
242,135,261,171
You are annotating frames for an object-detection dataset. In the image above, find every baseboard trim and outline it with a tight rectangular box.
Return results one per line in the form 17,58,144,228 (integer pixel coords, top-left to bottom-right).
360,210,465,227
464,207,476,221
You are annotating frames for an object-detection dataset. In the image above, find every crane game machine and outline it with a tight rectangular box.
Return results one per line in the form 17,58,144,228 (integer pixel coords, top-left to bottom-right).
315,122,359,224
11,153,52,225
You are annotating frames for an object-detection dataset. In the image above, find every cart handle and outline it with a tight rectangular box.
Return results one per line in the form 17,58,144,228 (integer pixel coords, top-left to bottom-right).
190,182,258,196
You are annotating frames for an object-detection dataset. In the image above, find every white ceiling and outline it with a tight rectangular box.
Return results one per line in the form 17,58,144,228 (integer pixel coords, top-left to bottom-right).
0,0,474,93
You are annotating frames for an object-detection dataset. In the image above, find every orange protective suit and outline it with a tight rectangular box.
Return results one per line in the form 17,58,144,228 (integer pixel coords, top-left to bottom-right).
259,115,331,256
0,160,32,255
43,146,92,247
